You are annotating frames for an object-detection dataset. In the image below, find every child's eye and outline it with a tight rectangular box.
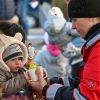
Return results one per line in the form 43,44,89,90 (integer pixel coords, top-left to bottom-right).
18,57,23,61
11,58,16,61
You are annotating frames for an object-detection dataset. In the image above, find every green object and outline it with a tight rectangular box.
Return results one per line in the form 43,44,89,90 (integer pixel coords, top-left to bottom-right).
29,63,42,69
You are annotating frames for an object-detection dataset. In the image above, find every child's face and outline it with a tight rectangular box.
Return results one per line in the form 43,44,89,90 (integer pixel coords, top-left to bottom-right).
6,57,23,72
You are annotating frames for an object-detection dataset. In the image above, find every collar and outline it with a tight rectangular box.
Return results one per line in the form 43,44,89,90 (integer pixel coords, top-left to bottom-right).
83,23,100,48
84,23,100,40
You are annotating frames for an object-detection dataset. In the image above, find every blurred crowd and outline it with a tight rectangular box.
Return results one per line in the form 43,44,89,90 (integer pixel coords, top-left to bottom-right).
0,0,52,39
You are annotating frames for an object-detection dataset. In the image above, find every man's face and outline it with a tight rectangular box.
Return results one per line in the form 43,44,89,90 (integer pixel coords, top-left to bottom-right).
72,18,92,38
6,57,23,72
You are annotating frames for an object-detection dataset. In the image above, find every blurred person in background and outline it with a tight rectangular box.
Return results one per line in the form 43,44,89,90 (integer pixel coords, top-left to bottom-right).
34,7,85,79
0,0,19,24
18,0,36,34
28,0,52,28
0,21,26,43
38,7,85,79
18,0,52,35
34,15,71,78
25,42,37,69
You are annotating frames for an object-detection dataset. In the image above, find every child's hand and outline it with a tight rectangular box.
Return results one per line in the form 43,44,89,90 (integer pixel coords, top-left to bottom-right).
27,68,47,96
24,71,31,82
43,68,48,81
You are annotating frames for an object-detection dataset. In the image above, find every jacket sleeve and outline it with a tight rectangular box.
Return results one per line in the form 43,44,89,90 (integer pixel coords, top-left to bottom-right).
49,76,80,88
42,76,86,100
42,83,87,100
0,69,27,97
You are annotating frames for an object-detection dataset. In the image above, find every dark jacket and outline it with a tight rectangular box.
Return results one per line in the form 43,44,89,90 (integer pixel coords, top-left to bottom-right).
0,0,17,20
38,0,52,4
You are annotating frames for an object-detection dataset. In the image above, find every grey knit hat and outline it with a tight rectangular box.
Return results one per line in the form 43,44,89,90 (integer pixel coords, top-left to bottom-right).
44,16,72,47
3,44,23,62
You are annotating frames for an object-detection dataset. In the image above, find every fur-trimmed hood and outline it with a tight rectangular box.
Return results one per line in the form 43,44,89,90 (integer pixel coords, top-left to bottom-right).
0,33,28,71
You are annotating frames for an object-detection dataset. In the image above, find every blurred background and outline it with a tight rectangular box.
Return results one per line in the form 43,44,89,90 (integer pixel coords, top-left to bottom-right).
26,0,69,48
27,0,68,48
0,0,68,49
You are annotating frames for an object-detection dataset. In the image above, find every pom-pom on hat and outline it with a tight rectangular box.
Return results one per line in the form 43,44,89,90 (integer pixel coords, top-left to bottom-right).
14,32,23,41
3,44,23,62
48,7,64,17
44,16,72,47
68,0,100,18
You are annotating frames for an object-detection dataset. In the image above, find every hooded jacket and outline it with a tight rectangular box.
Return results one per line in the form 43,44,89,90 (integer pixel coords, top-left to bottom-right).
35,45,69,78
0,33,33,99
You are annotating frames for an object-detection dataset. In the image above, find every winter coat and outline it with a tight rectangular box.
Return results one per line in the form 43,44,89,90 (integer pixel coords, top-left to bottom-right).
42,23,100,100
35,44,69,78
0,33,33,100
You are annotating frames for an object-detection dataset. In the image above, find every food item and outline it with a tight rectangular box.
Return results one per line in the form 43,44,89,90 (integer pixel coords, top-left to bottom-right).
29,63,41,69
28,63,43,81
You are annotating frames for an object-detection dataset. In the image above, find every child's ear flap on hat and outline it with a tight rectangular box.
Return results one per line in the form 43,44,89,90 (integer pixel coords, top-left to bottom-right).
14,32,23,42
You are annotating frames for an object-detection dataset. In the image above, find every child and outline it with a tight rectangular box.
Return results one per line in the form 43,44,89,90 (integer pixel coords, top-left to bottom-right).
34,7,85,79
35,15,71,78
0,33,33,100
